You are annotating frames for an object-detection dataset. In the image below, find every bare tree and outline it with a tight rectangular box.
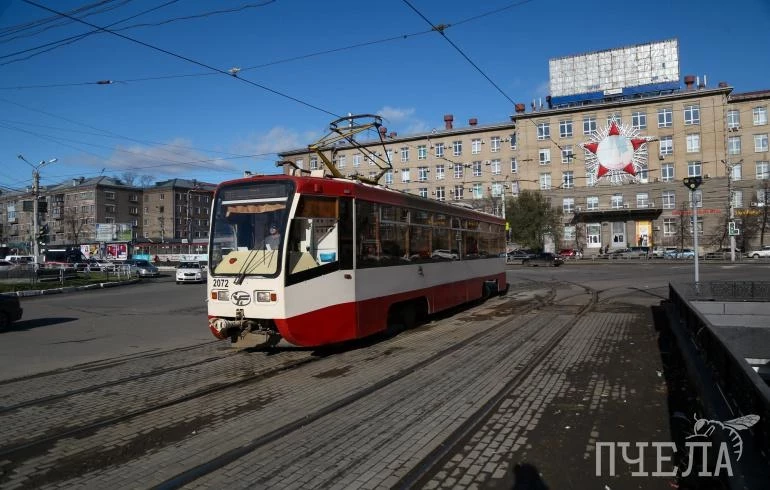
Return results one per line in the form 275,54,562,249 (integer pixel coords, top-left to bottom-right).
62,206,89,245
120,171,138,186
139,174,155,188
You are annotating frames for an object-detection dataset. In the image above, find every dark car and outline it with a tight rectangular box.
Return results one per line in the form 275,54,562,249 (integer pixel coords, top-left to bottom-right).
704,248,742,260
0,294,23,329
507,249,537,261
523,252,564,267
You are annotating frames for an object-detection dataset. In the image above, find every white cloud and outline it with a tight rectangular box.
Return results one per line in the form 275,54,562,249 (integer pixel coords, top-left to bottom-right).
96,138,239,177
377,106,416,123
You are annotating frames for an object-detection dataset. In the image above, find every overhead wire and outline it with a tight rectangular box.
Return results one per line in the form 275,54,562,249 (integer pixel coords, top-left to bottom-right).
21,0,341,119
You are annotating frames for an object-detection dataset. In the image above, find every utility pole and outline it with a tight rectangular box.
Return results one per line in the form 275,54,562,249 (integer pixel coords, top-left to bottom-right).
683,177,703,290
722,159,742,261
186,180,198,254
17,154,57,264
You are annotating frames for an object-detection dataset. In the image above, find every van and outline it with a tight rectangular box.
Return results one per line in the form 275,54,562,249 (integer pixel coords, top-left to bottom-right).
5,255,36,265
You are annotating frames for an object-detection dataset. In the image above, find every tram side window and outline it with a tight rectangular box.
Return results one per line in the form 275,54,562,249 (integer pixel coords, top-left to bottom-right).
286,196,343,283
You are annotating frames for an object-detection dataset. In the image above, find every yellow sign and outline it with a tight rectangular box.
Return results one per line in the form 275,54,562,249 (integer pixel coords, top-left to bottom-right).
505,222,510,231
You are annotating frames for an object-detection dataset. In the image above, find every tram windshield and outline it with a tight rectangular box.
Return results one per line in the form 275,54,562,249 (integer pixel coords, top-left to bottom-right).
209,180,294,276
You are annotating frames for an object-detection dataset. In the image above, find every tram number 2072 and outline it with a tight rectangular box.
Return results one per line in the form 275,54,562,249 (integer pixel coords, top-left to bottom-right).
212,279,229,288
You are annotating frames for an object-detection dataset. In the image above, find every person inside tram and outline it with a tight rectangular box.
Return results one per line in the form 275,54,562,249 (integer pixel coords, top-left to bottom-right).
264,223,281,250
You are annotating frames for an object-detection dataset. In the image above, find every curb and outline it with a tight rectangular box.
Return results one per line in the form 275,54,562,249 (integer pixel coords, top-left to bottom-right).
4,278,142,298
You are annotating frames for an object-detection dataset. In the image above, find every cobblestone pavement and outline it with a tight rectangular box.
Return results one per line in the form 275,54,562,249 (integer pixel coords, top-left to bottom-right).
0,279,673,489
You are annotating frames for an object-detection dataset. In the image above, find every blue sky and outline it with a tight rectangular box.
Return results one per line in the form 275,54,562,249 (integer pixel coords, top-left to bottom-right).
1,0,769,191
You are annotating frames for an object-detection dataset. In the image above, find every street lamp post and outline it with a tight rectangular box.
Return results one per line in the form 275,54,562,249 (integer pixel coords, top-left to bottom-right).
17,154,57,264
722,159,742,262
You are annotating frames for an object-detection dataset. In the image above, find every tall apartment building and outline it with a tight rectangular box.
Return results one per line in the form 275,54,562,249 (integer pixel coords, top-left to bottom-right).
0,176,142,247
279,45,770,254
0,177,216,252
141,178,215,243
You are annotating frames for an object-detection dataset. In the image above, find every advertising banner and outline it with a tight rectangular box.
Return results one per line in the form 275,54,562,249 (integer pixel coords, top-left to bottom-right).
96,223,115,241
106,243,128,260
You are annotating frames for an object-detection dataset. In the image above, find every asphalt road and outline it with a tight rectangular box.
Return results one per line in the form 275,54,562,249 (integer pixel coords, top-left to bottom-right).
0,275,212,380
1,261,766,382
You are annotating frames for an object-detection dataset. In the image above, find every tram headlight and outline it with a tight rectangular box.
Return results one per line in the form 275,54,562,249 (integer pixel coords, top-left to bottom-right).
256,291,276,303
214,290,229,301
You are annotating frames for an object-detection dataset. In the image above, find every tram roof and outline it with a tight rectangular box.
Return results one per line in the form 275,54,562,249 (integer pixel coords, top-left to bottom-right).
216,174,505,224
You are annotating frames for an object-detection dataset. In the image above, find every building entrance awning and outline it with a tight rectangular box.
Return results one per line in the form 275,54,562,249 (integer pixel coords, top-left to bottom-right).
570,207,663,225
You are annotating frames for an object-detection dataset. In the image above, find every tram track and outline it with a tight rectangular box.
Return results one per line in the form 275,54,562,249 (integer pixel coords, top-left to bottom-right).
0,283,556,489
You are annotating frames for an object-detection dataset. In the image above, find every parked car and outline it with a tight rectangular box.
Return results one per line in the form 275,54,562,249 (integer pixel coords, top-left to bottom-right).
74,258,115,272
558,248,582,259
704,248,741,260
0,294,23,329
431,249,459,260
176,262,206,284
0,260,17,271
652,246,678,258
122,259,160,277
507,249,537,260
665,248,695,259
746,245,770,258
523,252,564,267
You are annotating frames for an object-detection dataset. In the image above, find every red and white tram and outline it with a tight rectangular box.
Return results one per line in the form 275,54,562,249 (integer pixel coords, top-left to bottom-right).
206,174,508,348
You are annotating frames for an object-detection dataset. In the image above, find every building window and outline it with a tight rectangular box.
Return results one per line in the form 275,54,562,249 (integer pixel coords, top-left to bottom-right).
537,122,550,140
353,154,361,167
337,155,346,168
684,104,700,125
558,119,573,138
607,112,622,125
472,161,482,177
296,159,303,169
662,191,675,209
436,164,445,180
434,143,444,157
563,198,575,213
631,111,647,130
638,168,649,183
661,163,675,182
105,191,115,200
728,136,741,155
586,170,597,187
454,163,464,179
754,106,768,126
636,193,649,208
587,196,599,210
687,161,702,177
755,134,769,152
663,218,676,236
401,168,410,183
451,140,462,157
690,216,704,235
489,159,501,175
564,225,576,241
418,187,428,199
418,145,427,160
756,161,769,180
510,132,517,149
562,171,574,189
385,150,393,164
686,133,701,153
658,108,673,128
731,190,743,209
435,186,445,202
472,138,481,154
539,173,551,190
539,148,551,165
510,158,518,173
472,183,483,199
587,223,601,246
727,110,740,129
385,170,393,185
731,163,742,181
309,156,318,170
453,185,464,200
490,136,501,152
611,222,625,246
659,136,673,156
611,194,624,209
105,204,116,213
401,147,409,162
583,116,596,135
418,166,428,182
129,206,138,215
491,183,503,197
561,145,574,164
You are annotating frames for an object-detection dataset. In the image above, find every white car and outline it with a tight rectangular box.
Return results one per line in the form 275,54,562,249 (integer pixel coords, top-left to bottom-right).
431,249,459,260
176,261,207,284
746,246,770,258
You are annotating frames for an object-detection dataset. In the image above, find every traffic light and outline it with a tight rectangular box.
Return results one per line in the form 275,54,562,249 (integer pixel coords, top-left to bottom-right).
37,224,48,243
682,176,703,190
728,220,740,236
